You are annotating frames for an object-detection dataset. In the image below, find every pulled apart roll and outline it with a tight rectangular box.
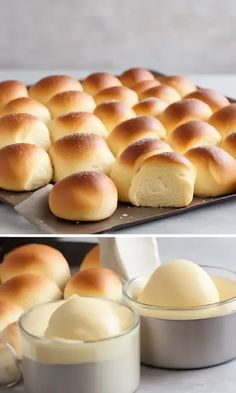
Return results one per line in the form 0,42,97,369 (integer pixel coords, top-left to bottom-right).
140,84,181,103
79,245,100,271
119,68,155,88
0,80,28,108
49,171,118,221
64,267,122,300
94,85,138,107
222,132,236,159
2,97,51,123
107,115,166,156
82,72,121,95
133,97,168,117
159,98,212,134
46,90,96,118
129,152,196,208
185,88,230,112
158,75,196,97
29,74,82,104
94,101,136,132
168,120,221,154
50,133,115,182
185,146,236,197
0,143,52,191
1,243,71,290
0,274,62,311
48,111,108,142
0,113,51,151
208,104,236,139
110,138,172,202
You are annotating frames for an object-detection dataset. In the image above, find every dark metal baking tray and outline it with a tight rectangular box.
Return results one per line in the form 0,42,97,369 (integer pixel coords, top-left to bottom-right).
0,69,235,234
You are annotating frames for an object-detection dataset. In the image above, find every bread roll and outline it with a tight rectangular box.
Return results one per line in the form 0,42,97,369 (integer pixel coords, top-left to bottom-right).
48,111,108,142
185,146,236,197
133,97,168,117
132,79,160,97
82,72,121,96
50,133,115,182
185,88,230,112
29,74,82,104
94,101,135,132
0,80,28,108
119,68,155,88
0,113,51,150
64,267,122,300
1,243,71,290
107,116,166,156
168,120,221,154
159,98,212,134
221,132,236,159
2,97,51,123
80,245,100,271
140,84,181,103
49,171,118,221
129,152,196,207
47,90,96,118
0,299,23,331
110,138,172,202
0,143,52,191
208,104,236,139
0,274,62,310
94,85,138,107
1,322,21,358
159,75,196,97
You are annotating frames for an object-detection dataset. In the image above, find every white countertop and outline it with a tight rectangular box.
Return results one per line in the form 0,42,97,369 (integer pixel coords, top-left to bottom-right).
0,71,236,234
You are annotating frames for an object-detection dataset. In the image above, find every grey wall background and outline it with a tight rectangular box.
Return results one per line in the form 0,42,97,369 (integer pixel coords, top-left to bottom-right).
0,0,235,73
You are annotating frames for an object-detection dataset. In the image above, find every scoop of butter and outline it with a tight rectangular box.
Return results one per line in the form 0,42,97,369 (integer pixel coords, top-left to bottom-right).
45,296,126,341
138,259,220,307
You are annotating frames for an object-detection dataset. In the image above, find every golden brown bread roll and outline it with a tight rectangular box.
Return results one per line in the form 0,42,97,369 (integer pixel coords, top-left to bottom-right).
0,274,62,310
0,299,23,331
64,267,122,300
48,111,108,142
0,80,28,108
0,143,52,191
185,88,230,112
107,115,166,156
82,72,121,96
208,104,236,139
129,152,196,207
0,113,51,151
94,101,136,132
185,146,236,197
49,133,115,182
80,245,100,271
140,84,181,103
29,74,82,104
133,97,168,117
119,68,155,88
110,138,172,202
158,75,196,97
1,322,21,358
221,132,236,159
2,97,51,123
159,98,212,134
46,90,96,118
94,85,138,107
1,243,71,290
49,171,118,221
132,79,160,97
168,120,221,154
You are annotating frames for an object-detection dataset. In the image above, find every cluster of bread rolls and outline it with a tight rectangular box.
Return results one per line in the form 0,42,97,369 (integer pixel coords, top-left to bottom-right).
0,68,235,220
0,242,120,358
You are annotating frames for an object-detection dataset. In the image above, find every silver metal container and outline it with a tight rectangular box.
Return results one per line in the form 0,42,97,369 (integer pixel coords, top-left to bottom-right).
19,298,140,393
123,266,236,369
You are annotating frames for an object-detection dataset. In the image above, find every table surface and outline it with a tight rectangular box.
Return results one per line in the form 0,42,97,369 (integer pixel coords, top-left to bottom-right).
0,71,236,234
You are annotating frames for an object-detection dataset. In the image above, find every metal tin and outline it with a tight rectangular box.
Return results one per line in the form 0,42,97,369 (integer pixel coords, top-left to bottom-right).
123,266,236,369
